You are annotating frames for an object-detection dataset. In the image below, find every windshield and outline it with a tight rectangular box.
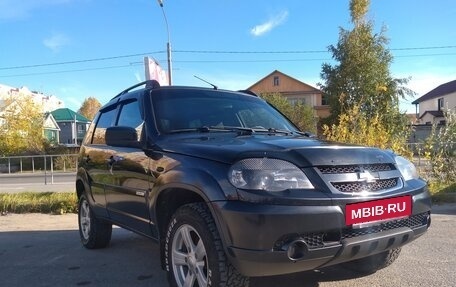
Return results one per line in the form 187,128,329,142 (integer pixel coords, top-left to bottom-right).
151,89,298,134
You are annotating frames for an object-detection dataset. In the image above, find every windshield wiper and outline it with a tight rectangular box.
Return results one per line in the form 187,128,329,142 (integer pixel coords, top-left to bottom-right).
168,126,249,134
167,126,305,137
265,128,293,135
294,131,316,138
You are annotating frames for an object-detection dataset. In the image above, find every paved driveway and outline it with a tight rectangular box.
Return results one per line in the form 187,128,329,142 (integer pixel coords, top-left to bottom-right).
0,204,455,287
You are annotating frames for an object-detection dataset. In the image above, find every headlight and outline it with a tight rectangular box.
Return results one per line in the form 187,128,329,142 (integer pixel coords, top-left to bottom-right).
228,158,314,191
395,156,419,181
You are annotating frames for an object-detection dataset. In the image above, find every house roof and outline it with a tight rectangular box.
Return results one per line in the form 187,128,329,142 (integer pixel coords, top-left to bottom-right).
418,110,444,120
51,108,90,123
43,112,61,130
412,79,456,104
247,70,321,92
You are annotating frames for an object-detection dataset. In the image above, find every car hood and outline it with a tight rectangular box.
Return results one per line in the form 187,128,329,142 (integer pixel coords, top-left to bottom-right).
156,133,396,167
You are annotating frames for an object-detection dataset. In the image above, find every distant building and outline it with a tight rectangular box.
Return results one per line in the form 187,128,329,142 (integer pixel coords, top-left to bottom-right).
412,79,456,125
247,70,330,119
409,79,456,142
43,112,61,144
0,83,64,112
51,108,90,146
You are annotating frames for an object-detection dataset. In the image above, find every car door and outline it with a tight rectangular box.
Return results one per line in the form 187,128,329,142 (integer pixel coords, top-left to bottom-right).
83,106,118,216
104,99,153,236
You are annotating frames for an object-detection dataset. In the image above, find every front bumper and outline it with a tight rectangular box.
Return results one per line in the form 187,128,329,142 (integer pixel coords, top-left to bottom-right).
210,188,431,277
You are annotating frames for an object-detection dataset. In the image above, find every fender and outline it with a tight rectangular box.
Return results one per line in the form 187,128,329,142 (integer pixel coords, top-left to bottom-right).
148,166,240,250
148,166,237,219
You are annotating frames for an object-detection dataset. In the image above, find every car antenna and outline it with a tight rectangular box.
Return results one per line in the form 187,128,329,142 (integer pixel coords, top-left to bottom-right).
194,75,218,90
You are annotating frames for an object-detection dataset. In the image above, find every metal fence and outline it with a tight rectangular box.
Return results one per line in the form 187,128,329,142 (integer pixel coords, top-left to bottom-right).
0,154,79,174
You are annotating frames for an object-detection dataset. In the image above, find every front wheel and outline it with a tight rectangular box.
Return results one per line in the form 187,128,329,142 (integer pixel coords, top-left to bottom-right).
165,203,249,287
78,195,112,249
342,248,402,274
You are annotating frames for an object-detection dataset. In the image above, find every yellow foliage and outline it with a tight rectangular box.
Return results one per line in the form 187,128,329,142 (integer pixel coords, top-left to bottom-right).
0,94,45,155
323,104,411,157
423,110,456,183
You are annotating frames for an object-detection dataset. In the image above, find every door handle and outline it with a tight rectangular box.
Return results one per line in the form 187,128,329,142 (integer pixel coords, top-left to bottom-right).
107,155,124,166
107,155,124,175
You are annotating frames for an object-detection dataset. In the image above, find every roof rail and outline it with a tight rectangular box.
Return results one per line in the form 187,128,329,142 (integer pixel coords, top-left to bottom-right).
237,90,259,97
112,80,160,100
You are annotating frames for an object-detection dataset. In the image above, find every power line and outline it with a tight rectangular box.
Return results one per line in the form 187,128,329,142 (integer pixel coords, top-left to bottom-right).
0,45,455,71
0,45,455,77
395,52,456,58
4,52,456,78
0,63,143,78
174,45,456,54
174,50,327,54
174,58,330,63
391,45,456,51
0,51,164,71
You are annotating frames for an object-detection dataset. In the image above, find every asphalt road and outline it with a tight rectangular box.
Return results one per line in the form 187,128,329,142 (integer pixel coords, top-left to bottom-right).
0,172,75,193
0,204,455,287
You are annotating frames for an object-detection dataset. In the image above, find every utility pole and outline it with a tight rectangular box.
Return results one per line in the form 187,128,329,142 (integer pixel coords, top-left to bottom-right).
157,0,172,85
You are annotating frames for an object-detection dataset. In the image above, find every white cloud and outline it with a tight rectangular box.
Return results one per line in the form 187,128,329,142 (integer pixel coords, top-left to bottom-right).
250,10,289,37
43,33,70,52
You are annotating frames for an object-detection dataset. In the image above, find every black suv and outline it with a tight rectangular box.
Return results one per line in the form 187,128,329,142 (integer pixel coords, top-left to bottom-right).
76,80,431,287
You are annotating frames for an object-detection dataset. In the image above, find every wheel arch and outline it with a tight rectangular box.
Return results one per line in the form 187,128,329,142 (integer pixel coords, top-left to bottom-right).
155,187,207,269
75,168,91,200
76,178,85,199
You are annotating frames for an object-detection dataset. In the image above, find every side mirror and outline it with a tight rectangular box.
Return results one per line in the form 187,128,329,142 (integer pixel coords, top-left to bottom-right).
105,126,141,148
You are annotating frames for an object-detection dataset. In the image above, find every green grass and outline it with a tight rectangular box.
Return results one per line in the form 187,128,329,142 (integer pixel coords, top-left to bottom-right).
0,192,78,214
429,181,456,203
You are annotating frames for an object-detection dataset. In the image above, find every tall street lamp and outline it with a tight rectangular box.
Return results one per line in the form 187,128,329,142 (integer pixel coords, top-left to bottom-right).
157,0,172,85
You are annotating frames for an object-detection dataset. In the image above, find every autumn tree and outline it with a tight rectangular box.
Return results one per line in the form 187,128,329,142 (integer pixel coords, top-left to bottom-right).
78,97,101,120
0,94,45,156
319,0,412,153
260,93,317,134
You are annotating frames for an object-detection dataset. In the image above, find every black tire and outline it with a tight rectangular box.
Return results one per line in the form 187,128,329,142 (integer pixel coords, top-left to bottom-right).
78,194,112,249
164,202,249,287
342,248,402,274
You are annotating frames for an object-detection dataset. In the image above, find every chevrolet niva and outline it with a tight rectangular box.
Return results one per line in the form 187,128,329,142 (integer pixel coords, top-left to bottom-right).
76,80,431,287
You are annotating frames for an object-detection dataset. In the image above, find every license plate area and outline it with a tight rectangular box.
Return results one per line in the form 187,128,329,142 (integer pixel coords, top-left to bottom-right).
345,195,412,226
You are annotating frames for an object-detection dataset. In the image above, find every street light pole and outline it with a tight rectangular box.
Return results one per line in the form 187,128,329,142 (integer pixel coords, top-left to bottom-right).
157,0,172,85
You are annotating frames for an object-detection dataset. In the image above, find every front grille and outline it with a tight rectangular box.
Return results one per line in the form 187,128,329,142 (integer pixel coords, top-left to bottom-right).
332,178,398,193
318,164,394,174
342,212,429,239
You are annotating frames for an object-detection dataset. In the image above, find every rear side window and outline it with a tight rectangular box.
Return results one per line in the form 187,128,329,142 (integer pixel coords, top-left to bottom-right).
92,107,117,144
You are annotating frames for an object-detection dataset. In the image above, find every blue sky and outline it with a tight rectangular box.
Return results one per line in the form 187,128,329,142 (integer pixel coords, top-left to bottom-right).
1,0,455,113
